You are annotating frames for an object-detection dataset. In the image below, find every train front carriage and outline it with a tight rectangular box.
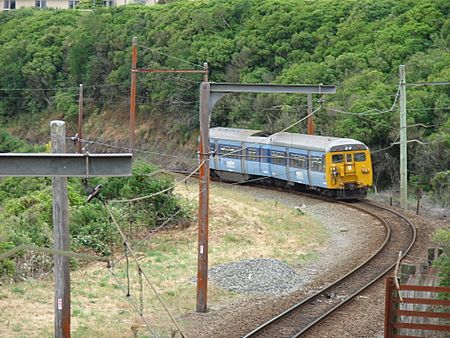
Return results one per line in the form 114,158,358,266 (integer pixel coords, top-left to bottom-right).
324,141,372,198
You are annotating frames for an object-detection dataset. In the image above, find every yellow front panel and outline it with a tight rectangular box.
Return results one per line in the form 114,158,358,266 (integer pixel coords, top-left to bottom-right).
325,150,373,190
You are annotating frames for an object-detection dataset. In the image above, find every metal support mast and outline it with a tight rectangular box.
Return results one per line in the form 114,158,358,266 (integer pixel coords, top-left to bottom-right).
196,82,336,313
399,65,407,210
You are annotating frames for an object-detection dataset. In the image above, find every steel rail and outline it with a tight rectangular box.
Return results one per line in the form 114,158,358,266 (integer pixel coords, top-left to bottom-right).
243,199,417,338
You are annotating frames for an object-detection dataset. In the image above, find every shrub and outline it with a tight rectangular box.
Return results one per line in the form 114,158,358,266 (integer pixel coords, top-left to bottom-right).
0,242,16,280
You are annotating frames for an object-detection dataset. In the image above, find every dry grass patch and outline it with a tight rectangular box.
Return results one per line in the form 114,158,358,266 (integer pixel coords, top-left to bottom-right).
1,179,326,337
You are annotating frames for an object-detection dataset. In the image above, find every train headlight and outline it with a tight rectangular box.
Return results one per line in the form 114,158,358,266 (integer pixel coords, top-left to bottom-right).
361,167,369,173
331,166,339,177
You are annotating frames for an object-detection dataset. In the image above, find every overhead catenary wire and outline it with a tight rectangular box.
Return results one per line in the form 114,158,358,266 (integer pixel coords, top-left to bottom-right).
78,138,197,163
0,73,201,93
326,84,400,116
217,105,324,160
137,44,204,70
108,160,204,204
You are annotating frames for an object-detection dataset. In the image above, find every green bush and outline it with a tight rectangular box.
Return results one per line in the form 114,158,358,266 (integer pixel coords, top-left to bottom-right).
100,161,191,228
70,203,113,255
0,242,16,279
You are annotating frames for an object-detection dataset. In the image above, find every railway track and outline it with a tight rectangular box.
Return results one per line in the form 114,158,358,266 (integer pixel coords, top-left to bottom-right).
242,200,417,338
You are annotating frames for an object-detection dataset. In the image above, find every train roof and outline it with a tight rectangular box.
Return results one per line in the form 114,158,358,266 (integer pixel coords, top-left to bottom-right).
210,127,368,152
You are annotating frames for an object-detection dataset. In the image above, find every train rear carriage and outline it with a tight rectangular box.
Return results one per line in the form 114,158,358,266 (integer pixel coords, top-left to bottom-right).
209,127,372,199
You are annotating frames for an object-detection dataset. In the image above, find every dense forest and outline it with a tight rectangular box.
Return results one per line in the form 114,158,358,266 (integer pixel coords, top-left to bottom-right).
0,0,448,197
0,0,449,288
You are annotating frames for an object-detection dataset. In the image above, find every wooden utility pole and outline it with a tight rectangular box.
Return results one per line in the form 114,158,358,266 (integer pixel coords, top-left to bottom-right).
196,82,210,313
399,65,407,210
0,127,132,337
129,37,138,152
196,63,210,313
51,121,71,338
307,93,314,134
76,84,84,154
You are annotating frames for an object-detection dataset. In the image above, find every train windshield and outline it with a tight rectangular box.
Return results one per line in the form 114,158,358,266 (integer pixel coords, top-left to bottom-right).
354,152,366,162
332,154,344,163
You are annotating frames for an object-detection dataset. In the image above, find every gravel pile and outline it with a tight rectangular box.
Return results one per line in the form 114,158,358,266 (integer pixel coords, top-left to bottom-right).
209,258,308,295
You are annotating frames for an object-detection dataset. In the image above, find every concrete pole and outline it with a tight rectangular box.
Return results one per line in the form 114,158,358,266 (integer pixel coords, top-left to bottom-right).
399,65,407,210
203,62,209,82
129,37,137,152
196,82,210,313
307,93,314,135
51,120,71,338
76,84,83,154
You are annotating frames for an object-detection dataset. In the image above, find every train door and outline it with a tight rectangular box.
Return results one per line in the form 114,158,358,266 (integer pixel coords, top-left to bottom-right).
308,150,327,189
288,148,309,185
244,143,261,176
344,153,356,175
259,145,271,177
270,146,288,180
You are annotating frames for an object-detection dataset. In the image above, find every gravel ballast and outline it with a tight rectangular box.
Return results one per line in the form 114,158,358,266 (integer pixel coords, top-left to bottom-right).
209,258,308,295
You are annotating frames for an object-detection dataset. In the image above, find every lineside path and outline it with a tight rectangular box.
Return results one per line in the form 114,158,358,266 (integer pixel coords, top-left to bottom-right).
242,200,416,337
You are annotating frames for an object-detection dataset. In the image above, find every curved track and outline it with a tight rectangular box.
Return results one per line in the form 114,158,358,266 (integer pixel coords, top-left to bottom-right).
242,200,417,338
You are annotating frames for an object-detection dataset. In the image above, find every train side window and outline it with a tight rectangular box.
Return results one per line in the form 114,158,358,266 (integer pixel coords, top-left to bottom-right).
247,148,259,162
310,157,324,172
271,150,286,166
210,143,215,154
346,154,353,163
289,153,307,169
219,144,241,159
354,152,366,162
332,154,343,163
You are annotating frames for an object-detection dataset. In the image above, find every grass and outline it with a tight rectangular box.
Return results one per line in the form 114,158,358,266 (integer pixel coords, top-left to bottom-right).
0,179,327,337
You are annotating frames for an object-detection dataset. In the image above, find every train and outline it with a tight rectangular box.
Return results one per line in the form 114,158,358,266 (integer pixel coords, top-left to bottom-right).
208,127,373,199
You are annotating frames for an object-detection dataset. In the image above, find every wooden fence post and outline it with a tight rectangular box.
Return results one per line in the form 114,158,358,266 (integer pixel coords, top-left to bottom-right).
384,277,395,338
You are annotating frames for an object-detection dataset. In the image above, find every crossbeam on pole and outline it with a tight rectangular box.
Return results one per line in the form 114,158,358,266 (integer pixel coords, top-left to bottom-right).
133,69,208,74
210,83,337,94
209,83,336,113
0,153,132,177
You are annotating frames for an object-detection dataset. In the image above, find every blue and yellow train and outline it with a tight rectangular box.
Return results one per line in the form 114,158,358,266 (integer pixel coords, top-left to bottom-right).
209,127,373,199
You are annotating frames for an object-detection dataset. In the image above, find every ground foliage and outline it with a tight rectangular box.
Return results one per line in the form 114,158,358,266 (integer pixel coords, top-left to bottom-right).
0,0,448,195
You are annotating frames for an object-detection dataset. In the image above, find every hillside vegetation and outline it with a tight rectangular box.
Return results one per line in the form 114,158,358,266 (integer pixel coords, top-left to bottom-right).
0,0,449,198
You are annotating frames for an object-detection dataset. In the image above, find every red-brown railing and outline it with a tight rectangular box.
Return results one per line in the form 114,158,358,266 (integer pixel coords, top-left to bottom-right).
385,277,450,338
